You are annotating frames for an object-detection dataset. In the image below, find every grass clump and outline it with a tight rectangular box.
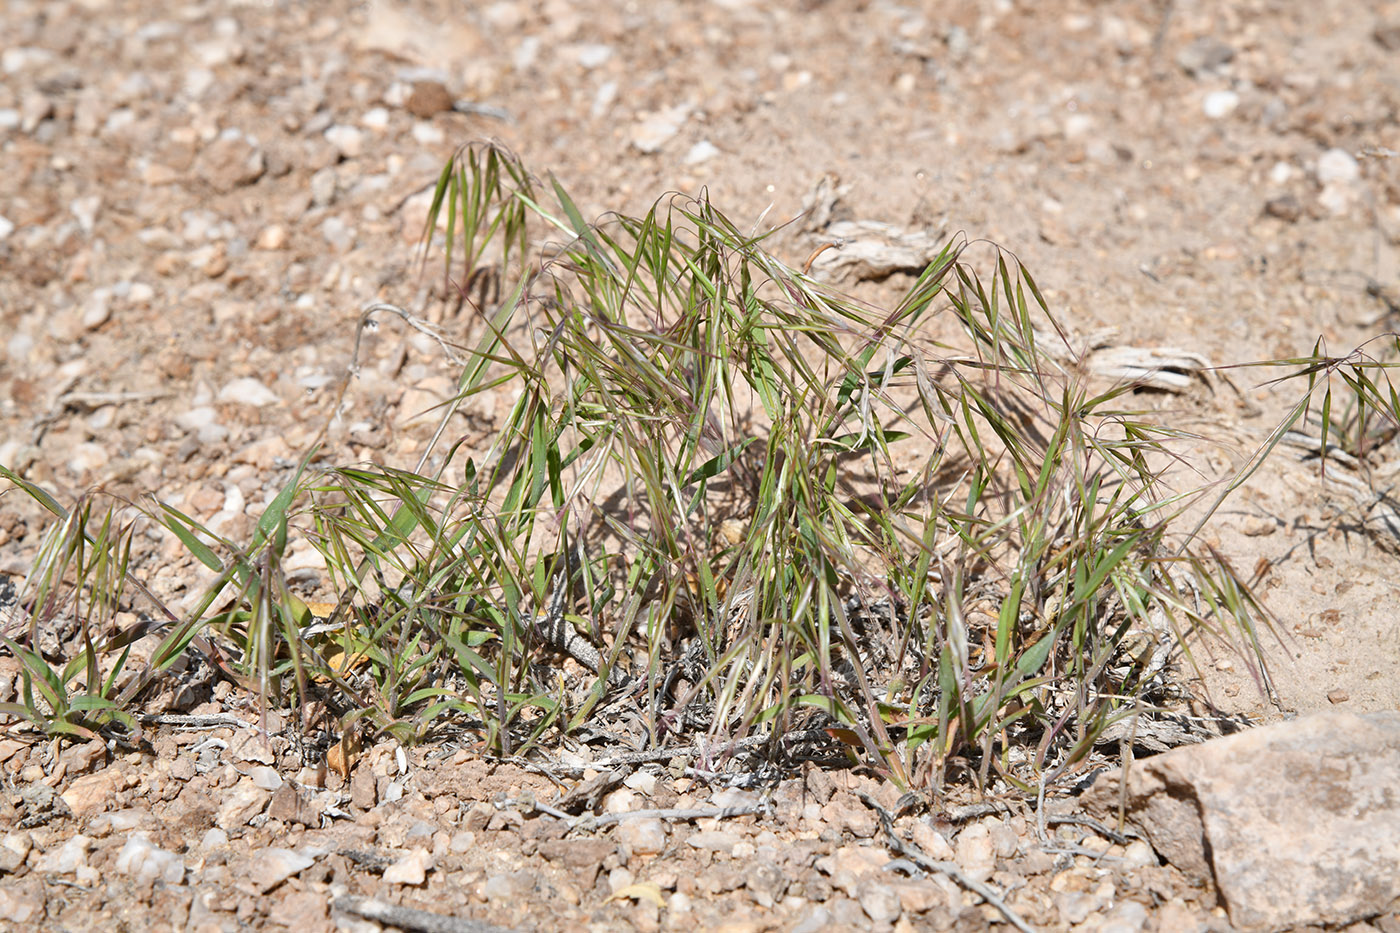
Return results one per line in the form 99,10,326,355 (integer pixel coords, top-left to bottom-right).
0,145,1279,795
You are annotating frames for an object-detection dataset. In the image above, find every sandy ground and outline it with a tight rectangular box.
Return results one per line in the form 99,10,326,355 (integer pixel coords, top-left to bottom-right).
2,0,1399,929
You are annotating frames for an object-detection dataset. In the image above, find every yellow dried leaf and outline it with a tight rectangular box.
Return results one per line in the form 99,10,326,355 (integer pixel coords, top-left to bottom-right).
326,729,362,779
604,882,666,909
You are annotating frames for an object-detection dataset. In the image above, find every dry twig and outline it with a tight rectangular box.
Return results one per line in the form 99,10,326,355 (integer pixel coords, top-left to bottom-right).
857,790,1037,933
332,896,512,933
589,803,769,828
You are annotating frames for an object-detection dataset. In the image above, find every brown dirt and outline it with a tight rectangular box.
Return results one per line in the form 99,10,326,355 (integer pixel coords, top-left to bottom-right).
2,0,1399,930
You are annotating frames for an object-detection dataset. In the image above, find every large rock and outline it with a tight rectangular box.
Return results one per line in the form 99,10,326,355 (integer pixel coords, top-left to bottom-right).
1083,710,1400,932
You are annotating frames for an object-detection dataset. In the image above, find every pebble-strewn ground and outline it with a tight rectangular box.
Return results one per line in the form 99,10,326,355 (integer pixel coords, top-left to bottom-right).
2,0,1400,929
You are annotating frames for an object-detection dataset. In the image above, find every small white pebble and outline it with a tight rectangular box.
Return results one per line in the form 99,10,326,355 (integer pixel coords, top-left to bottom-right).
411,122,445,145
324,124,364,158
1202,89,1239,119
573,43,613,69
623,771,657,795
684,140,720,165
1316,147,1359,185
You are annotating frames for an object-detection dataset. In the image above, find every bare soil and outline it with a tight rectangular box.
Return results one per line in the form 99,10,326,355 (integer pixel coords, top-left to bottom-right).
2,0,1399,930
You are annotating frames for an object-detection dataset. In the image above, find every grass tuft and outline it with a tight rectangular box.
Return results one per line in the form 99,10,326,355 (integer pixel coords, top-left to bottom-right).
0,145,1295,794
